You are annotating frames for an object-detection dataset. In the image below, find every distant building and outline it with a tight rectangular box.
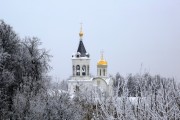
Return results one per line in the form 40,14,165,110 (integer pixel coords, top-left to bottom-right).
68,26,113,97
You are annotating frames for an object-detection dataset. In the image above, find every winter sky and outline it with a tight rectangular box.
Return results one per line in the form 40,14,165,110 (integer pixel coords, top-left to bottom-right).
0,0,180,82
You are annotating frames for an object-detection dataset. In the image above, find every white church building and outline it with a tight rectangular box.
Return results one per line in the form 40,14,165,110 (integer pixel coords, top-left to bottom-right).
68,26,113,97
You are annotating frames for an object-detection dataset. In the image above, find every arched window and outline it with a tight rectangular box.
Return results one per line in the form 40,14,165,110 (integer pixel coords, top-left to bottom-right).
87,65,89,76
103,69,106,76
76,65,80,76
82,65,86,76
73,65,75,76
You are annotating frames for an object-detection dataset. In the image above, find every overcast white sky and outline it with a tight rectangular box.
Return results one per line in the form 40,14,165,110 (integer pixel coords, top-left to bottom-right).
1,0,180,81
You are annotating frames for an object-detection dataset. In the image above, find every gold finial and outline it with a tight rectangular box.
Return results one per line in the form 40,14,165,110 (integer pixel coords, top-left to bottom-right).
79,23,83,39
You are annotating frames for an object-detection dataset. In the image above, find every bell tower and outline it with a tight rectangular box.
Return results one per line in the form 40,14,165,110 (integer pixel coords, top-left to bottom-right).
71,25,90,80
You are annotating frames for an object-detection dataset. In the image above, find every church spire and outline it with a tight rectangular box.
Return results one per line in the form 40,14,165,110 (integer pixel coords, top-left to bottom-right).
77,24,89,57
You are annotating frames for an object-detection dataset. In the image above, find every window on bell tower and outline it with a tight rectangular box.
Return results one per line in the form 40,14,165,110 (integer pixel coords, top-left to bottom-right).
76,65,80,76
82,65,86,76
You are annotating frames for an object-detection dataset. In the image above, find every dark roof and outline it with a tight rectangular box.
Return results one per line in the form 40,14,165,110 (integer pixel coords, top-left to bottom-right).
77,40,87,57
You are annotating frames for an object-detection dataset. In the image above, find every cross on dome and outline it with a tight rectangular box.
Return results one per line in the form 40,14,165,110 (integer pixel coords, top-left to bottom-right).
101,50,104,60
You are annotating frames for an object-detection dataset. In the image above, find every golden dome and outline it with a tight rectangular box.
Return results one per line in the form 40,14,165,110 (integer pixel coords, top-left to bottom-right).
97,51,108,65
97,59,108,65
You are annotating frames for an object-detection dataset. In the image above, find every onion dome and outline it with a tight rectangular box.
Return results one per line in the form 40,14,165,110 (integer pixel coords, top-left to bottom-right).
97,52,108,65
97,59,108,65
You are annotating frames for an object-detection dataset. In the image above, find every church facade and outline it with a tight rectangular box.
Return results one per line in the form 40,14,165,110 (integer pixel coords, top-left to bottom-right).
68,26,113,97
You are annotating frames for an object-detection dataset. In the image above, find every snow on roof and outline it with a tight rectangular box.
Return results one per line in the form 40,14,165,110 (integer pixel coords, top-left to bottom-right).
92,77,112,85
68,78,93,82
72,57,90,60
104,78,111,85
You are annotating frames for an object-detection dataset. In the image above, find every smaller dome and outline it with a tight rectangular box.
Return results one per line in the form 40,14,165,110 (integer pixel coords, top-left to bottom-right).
97,59,108,66
97,51,107,65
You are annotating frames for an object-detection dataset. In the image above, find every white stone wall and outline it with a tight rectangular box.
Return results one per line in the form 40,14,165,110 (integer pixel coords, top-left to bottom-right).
92,78,107,92
68,77,113,97
68,80,92,94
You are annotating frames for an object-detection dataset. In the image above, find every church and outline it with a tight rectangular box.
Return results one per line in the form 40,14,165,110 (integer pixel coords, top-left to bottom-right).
68,26,113,97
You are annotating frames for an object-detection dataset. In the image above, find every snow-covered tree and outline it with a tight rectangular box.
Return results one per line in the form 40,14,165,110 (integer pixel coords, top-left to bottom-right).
0,20,21,119
0,20,51,119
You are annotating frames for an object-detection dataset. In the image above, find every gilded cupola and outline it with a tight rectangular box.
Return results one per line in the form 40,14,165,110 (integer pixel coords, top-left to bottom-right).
97,52,108,66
